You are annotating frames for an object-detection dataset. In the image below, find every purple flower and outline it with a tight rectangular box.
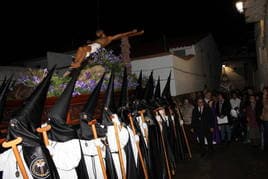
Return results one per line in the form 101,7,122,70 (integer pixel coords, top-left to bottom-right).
85,72,91,79
88,80,96,90
72,91,81,96
32,76,41,84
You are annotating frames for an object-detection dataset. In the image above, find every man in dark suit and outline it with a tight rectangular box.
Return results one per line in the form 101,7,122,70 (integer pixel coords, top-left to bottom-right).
191,98,214,157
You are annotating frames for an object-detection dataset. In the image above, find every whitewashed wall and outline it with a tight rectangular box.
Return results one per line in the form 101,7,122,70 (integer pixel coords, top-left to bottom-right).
131,54,176,96
172,55,206,95
131,35,221,96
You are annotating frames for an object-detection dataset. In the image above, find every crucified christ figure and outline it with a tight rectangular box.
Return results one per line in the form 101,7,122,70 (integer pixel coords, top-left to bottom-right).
70,29,144,69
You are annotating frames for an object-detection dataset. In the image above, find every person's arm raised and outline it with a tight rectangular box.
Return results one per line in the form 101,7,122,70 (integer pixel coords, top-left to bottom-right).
110,29,138,41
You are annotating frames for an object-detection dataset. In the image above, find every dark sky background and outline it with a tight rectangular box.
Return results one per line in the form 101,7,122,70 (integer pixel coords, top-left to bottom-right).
0,0,254,65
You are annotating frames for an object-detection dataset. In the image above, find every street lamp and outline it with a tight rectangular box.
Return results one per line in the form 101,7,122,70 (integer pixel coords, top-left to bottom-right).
235,1,244,13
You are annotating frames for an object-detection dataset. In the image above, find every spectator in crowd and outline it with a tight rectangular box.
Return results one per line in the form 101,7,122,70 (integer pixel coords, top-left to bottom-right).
204,91,212,104
196,91,203,99
261,88,268,151
189,92,197,105
191,98,214,157
230,92,241,141
181,98,194,125
208,99,221,144
216,93,232,144
246,95,260,146
230,92,241,110
181,98,195,144
247,88,254,96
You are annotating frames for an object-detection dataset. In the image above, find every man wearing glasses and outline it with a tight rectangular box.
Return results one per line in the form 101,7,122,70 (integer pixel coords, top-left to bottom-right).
191,98,214,157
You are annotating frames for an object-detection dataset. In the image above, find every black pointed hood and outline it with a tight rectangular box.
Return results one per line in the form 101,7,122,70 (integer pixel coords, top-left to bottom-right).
118,67,128,108
154,76,164,107
143,71,154,102
48,66,83,142
0,76,12,122
162,71,173,104
118,67,130,124
79,73,107,140
155,76,161,99
101,73,115,126
104,73,116,113
6,67,60,179
6,66,54,139
12,67,55,133
82,73,105,118
162,71,172,100
48,68,81,124
135,70,143,100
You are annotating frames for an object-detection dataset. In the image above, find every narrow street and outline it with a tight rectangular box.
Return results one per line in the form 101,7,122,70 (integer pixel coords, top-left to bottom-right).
174,142,268,179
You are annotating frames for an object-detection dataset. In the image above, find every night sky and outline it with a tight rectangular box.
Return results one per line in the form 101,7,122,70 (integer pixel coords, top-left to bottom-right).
0,0,254,65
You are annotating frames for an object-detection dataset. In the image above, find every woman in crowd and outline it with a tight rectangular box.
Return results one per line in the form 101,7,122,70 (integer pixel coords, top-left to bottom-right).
246,95,260,146
261,88,268,152
181,98,195,144
208,99,221,144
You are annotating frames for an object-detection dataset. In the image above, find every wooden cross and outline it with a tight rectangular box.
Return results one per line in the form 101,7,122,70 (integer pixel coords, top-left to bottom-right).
120,30,144,72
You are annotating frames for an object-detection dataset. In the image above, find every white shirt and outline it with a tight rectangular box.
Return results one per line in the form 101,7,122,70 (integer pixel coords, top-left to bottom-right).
230,98,241,109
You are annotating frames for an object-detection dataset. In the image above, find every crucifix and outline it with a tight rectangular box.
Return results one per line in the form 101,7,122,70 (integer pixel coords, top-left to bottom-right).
64,29,144,77
64,29,144,76
71,29,144,69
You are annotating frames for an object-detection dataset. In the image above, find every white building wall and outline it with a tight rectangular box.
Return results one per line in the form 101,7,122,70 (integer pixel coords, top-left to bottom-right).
131,55,177,96
172,55,206,95
131,35,221,96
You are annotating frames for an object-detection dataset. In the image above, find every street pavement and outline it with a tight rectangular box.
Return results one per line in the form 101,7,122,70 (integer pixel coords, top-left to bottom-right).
174,142,268,179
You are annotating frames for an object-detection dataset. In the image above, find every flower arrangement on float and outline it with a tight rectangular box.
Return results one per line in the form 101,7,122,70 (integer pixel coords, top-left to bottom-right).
13,48,137,100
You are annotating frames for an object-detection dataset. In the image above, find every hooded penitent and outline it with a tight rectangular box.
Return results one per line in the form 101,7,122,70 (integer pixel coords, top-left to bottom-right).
79,72,116,179
100,72,122,179
119,67,139,179
6,66,60,179
9,67,54,133
137,72,168,178
47,66,82,142
10,67,54,134
47,63,90,179
161,71,186,161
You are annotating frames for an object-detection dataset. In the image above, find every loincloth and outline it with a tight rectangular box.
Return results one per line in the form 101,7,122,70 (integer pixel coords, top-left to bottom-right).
85,43,101,58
